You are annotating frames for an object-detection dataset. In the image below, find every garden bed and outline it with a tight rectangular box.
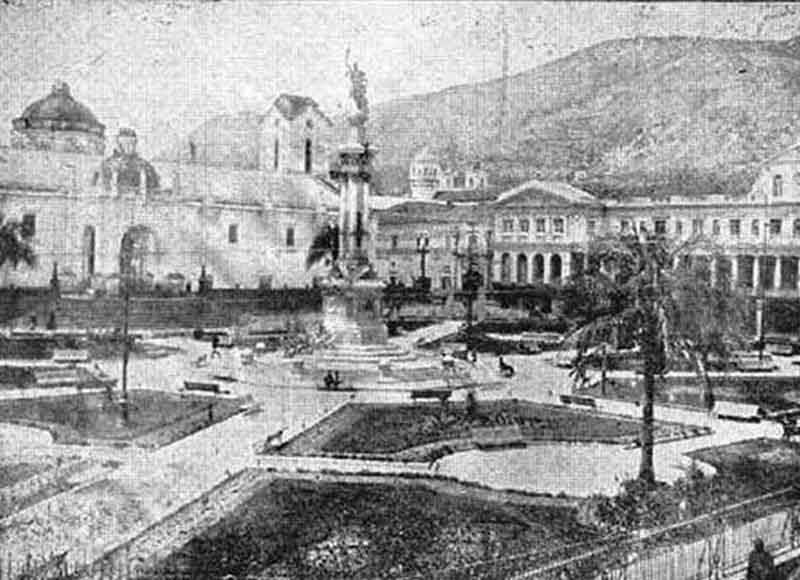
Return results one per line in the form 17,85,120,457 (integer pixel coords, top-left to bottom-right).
0,390,246,446
142,478,599,580
276,400,703,462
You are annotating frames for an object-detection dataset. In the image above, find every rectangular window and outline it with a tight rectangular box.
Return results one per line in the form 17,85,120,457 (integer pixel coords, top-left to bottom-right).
286,226,295,247
228,224,238,244
639,220,647,233
654,219,666,235
553,217,565,234
535,218,546,233
587,220,596,237
712,219,720,236
675,220,683,235
502,219,514,233
441,277,451,290
391,235,398,249
730,219,741,237
519,218,530,233
752,219,760,237
620,219,630,233
21,213,35,237
770,218,782,236
692,218,703,235
774,175,783,197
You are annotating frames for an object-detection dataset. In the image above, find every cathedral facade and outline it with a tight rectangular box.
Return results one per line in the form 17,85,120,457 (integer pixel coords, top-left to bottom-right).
0,82,340,292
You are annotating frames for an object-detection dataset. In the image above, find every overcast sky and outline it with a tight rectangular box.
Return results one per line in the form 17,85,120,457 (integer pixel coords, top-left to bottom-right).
1,1,799,156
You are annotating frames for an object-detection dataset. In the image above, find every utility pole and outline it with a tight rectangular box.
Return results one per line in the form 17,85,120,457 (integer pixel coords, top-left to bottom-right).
120,273,130,423
758,189,769,361
499,4,509,150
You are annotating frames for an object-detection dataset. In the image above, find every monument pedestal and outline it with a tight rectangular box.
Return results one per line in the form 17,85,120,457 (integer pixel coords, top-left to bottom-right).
322,279,387,346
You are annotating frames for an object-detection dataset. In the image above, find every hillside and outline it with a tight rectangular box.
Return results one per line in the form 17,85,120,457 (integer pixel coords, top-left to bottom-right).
366,35,800,196
158,35,800,198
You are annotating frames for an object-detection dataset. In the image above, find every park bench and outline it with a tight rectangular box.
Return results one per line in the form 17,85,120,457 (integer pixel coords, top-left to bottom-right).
52,349,90,364
183,380,222,394
560,394,597,408
411,388,452,403
712,401,765,422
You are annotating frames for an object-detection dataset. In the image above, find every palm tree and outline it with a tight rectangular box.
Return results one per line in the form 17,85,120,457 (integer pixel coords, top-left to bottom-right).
0,214,35,270
571,231,747,485
306,223,339,271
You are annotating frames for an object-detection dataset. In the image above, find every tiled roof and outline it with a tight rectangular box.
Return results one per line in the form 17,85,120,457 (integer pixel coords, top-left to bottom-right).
273,94,332,125
376,200,487,225
433,188,500,203
154,161,339,211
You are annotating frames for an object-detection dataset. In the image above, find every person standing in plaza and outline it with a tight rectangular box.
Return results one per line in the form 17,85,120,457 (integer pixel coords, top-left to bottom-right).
746,538,777,580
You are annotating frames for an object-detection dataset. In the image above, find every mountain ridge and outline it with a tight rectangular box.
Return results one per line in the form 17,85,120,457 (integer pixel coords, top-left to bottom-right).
158,34,800,198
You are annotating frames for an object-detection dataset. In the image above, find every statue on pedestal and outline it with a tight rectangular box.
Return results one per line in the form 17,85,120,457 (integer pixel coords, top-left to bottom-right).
345,50,369,145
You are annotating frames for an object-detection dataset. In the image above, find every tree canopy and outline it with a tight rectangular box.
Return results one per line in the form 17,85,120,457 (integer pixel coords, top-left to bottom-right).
570,231,750,484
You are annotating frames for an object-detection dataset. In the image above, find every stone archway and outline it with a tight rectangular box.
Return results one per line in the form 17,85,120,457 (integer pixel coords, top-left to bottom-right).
500,253,511,283
119,226,158,290
550,254,562,283
516,254,528,285
533,254,545,281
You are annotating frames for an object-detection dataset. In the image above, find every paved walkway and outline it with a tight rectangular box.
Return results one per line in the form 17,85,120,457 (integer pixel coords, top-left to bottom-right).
0,339,794,574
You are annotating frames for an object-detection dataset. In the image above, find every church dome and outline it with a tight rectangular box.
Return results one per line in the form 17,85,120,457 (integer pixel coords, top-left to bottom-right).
13,82,104,136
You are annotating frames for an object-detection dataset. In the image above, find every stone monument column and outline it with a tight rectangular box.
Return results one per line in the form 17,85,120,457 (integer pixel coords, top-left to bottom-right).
319,58,388,347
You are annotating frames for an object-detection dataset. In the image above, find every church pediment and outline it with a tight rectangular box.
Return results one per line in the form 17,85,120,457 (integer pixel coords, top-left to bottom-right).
494,179,600,208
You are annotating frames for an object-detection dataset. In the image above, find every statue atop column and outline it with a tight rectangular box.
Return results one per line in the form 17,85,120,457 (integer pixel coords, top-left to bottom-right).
345,50,369,145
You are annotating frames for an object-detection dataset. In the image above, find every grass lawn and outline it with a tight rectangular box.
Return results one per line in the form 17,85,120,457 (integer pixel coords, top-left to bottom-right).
0,460,52,489
146,478,599,580
0,390,244,446
279,400,702,460
689,438,800,489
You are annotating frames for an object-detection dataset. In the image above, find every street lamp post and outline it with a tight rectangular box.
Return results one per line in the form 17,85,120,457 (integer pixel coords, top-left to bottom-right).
758,191,769,361
453,223,491,348
415,233,430,291
120,272,131,423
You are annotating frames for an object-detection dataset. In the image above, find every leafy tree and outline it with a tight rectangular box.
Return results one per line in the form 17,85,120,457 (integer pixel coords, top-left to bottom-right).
669,258,750,410
0,214,35,270
571,232,748,485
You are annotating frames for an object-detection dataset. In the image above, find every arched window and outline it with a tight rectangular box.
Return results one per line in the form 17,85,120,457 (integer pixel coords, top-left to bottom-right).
533,254,545,280
516,254,528,284
500,253,511,283
83,225,96,277
550,254,562,282
304,138,313,174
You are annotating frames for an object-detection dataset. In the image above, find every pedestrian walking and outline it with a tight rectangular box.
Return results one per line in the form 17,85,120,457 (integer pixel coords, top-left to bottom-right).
746,538,777,580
